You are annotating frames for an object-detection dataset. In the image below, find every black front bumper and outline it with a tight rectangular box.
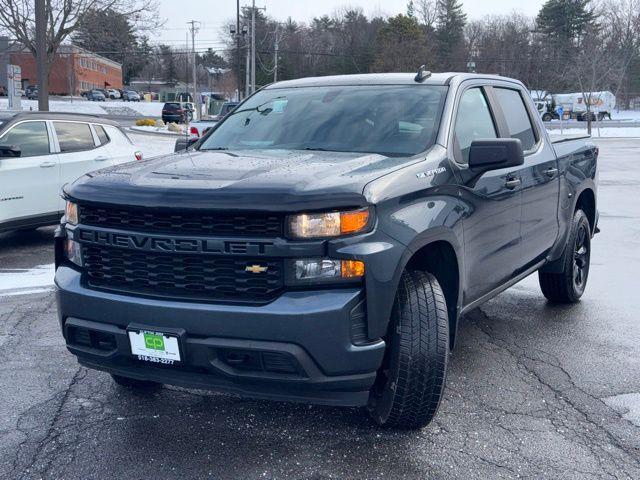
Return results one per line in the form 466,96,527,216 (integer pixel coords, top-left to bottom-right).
56,266,385,406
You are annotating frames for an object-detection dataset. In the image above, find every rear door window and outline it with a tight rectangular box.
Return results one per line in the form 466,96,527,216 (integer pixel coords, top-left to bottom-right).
54,122,96,152
454,87,498,164
0,121,50,157
493,88,537,151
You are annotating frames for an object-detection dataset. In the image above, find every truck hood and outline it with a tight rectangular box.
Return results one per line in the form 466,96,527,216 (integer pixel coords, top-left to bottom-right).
64,148,421,211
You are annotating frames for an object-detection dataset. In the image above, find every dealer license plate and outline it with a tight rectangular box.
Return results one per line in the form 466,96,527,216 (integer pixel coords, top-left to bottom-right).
128,330,181,365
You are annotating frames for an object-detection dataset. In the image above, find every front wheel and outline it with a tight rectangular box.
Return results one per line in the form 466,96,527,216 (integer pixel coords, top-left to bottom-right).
542,113,552,122
367,270,449,429
539,209,591,303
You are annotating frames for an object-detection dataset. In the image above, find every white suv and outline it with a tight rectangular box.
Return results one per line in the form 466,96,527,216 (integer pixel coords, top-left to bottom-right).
0,113,142,232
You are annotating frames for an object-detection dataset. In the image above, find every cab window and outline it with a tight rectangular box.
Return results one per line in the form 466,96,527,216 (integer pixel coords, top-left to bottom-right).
54,121,96,152
0,121,51,157
454,88,497,164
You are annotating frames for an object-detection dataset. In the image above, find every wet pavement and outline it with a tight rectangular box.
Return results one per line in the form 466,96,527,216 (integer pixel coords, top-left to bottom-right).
0,138,639,479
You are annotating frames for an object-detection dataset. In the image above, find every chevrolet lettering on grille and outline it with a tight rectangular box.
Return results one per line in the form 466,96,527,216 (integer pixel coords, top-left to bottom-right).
76,228,274,256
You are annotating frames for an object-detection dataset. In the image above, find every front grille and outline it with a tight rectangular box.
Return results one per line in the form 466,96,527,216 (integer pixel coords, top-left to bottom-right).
82,246,283,303
79,205,283,237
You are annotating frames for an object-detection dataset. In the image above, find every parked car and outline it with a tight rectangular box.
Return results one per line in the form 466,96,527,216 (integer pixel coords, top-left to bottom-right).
55,71,598,429
212,101,239,121
25,86,38,100
0,85,7,97
122,90,140,102
0,112,142,232
174,119,218,151
161,102,189,123
106,89,121,100
87,90,106,102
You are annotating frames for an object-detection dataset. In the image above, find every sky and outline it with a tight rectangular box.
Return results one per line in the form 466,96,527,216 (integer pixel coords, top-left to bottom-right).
155,0,546,50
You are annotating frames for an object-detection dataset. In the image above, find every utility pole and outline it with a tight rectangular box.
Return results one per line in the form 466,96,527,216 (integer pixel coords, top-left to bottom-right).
251,0,256,95
188,20,200,120
274,25,280,83
35,0,48,111
245,42,250,98
248,1,266,94
236,0,241,100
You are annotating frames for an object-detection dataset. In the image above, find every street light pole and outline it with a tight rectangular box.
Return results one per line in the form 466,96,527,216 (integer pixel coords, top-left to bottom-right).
188,20,200,120
35,0,48,111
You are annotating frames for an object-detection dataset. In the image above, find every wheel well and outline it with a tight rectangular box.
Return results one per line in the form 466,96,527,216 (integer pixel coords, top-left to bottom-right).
406,241,460,350
575,189,596,233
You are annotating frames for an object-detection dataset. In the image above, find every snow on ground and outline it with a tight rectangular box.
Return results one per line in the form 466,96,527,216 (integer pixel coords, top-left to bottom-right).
0,264,55,296
0,98,163,117
546,126,640,137
128,131,177,158
611,109,640,121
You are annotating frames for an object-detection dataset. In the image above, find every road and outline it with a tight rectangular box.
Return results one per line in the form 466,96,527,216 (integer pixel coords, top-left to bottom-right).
0,138,639,479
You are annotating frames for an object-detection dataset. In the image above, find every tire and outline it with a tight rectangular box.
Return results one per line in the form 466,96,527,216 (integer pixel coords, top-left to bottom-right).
542,113,552,122
367,270,449,429
111,374,162,391
539,209,591,303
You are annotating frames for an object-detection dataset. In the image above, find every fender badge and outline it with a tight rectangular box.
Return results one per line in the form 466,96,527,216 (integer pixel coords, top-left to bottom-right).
416,167,446,179
245,264,268,274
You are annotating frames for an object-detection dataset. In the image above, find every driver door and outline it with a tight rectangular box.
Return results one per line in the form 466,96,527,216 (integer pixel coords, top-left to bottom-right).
0,120,60,224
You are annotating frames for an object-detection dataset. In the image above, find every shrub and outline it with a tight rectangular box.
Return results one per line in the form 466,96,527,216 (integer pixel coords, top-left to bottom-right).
135,118,157,127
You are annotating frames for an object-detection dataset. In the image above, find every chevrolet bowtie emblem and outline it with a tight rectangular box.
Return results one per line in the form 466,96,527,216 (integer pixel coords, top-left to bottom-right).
245,264,268,274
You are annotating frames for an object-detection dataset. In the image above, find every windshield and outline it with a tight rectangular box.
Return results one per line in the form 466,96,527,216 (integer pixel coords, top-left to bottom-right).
200,85,448,157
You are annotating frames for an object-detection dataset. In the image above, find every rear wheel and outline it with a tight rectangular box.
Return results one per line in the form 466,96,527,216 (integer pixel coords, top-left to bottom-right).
111,374,162,391
539,209,591,303
367,270,449,429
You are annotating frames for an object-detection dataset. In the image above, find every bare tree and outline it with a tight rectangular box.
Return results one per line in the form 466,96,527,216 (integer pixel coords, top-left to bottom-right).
0,0,160,107
415,0,438,29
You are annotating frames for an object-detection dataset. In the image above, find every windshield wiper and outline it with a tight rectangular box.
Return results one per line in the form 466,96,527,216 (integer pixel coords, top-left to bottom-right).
201,146,228,151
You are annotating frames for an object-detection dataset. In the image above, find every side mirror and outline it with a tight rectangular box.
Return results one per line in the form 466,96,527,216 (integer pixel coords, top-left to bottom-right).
0,145,21,158
468,138,523,172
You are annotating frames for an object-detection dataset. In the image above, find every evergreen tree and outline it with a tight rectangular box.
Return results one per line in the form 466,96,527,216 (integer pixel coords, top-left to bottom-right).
73,9,150,83
536,0,597,44
407,1,416,18
435,0,467,70
158,44,178,86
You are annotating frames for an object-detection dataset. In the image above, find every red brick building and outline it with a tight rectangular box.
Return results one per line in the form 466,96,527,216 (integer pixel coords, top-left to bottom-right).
10,44,122,95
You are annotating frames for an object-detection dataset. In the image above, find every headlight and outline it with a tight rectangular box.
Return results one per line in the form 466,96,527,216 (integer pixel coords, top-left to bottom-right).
65,239,83,267
65,201,78,225
286,258,365,285
287,207,371,239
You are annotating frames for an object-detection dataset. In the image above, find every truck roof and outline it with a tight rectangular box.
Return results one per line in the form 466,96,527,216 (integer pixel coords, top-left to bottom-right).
265,72,516,89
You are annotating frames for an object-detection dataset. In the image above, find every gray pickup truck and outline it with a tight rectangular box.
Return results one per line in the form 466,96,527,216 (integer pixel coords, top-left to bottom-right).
55,71,598,428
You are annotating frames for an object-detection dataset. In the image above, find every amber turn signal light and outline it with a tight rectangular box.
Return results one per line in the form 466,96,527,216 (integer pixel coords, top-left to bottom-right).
341,260,365,278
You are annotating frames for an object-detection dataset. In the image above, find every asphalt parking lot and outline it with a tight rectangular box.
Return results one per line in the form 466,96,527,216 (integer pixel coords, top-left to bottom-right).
1,138,639,479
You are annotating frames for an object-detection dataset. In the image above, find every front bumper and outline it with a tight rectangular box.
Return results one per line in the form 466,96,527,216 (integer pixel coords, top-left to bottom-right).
56,265,385,406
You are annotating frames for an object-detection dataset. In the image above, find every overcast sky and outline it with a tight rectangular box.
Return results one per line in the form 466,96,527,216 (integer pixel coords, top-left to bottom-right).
155,0,546,49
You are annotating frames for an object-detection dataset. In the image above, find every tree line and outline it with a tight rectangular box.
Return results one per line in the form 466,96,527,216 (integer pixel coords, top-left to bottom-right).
223,0,640,104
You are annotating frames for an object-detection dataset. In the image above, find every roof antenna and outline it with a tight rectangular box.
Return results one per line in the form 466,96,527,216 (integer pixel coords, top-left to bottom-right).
414,65,431,82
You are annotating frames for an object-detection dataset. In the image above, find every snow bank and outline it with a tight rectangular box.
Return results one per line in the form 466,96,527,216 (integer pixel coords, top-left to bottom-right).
0,264,55,296
547,127,640,138
0,98,163,117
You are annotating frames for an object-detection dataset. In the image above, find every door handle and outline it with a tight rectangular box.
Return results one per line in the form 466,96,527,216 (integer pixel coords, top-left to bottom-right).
544,167,558,177
39,161,57,168
94,156,109,161
505,178,521,190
